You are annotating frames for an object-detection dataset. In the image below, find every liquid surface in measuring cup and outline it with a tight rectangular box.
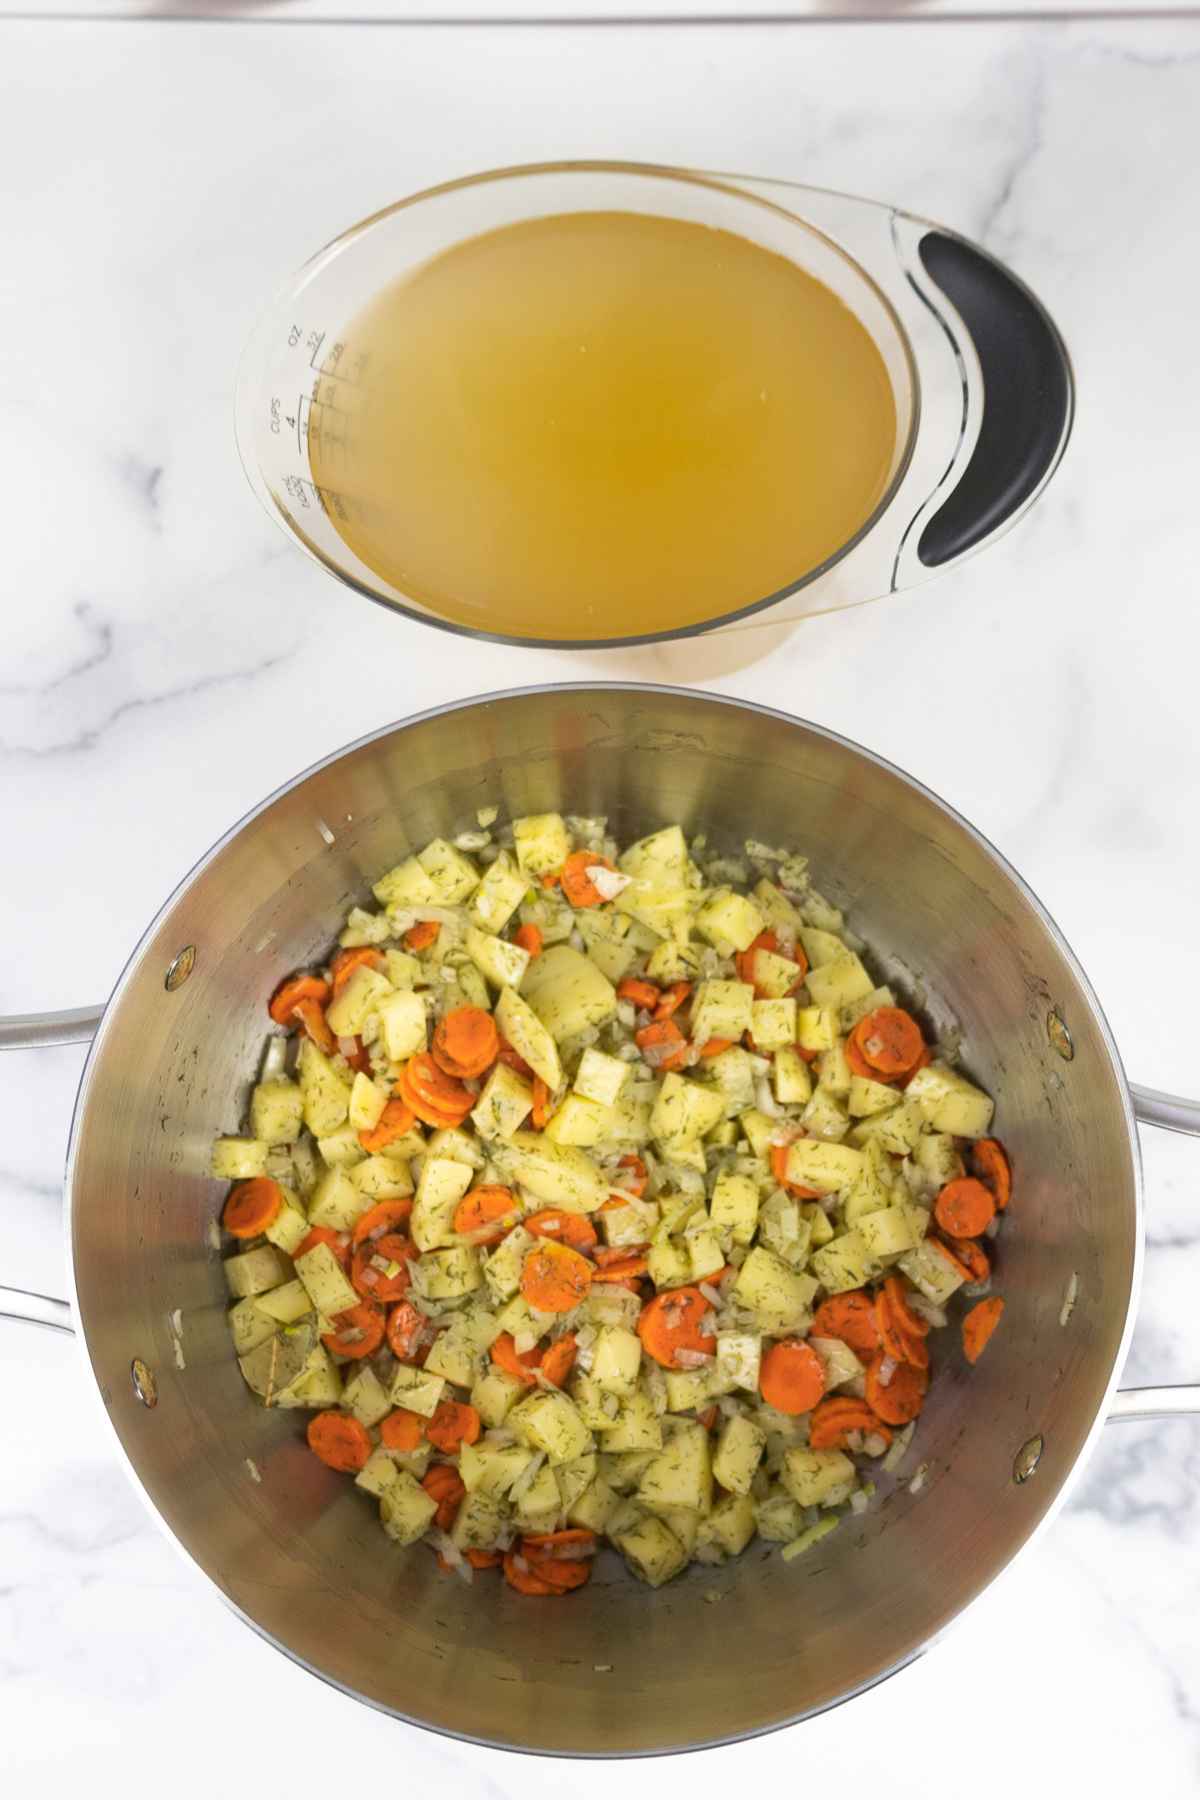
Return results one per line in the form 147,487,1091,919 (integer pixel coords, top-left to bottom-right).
307,211,897,641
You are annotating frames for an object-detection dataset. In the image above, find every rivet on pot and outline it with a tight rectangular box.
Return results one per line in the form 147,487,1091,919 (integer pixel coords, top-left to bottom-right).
165,945,196,992
131,1358,158,1408
1013,1434,1044,1484
1047,1010,1074,1061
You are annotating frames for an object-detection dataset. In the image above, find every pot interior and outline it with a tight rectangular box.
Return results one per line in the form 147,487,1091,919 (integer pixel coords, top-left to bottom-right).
68,686,1137,1754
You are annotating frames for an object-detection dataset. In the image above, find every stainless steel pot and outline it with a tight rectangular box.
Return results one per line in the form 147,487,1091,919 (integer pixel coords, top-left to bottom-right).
2,683,1197,1757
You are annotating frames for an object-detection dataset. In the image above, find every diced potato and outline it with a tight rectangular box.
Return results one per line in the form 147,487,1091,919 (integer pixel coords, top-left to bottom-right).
380,1471,439,1545
646,1238,693,1292
905,1062,995,1138
620,825,689,882
757,1191,811,1270
615,874,693,943
638,1420,713,1514
494,987,562,1090
373,856,436,907
346,1072,388,1133
277,1343,343,1408
751,998,797,1051
471,1368,524,1428
410,1245,482,1301
294,1241,359,1316
483,1225,535,1304
444,958,491,1012
388,1362,446,1417
782,1447,855,1507
644,938,698,985
716,1330,762,1393
848,1074,903,1118
591,1325,642,1397
350,1152,414,1201
375,989,428,1062
543,1093,613,1148
383,949,421,989
911,1130,967,1194
801,1086,851,1144
577,915,639,984
696,1491,757,1561
868,1099,927,1156
649,1073,724,1145
574,1047,630,1108
688,1230,725,1283
356,1446,402,1500
857,1205,923,1259
553,1451,597,1515
411,1155,474,1250
496,1295,556,1342
611,1512,689,1588
751,949,805,1000
228,1297,276,1355
662,1365,718,1412
606,1081,655,1147
464,925,530,992
501,1134,607,1212
797,926,846,967
513,812,571,877
899,1239,967,1305
297,1039,352,1136
704,1045,758,1116
806,953,874,1011
713,1414,766,1495
424,1326,480,1389
211,1137,269,1181
737,1108,777,1161
784,1140,864,1195
471,1062,534,1142
600,1195,660,1249
690,979,754,1047
325,965,394,1038
417,837,479,903
802,1201,835,1249
315,1123,367,1169
569,1476,619,1534
256,1279,313,1324
522,945,617,1044
459,1440,537,1497
466,852,527,934
601,1389,663,1452
571,1372,622,1432
753,877,803,932
238,1321,317,1403
451,1490,507,1552
263,1186,309,1257
709,1170,760,1245
251,1079,304,1147
734,1247,816,1327
342,1364,393,1428
773,1046,814,1106
509,1389,594,1464
513,1462,563,1531
601,1450,659,1493
224,1242,293,1300
755,1488,809,1542
695,887,765,954
809,1230,879,1295
797,1006,838,1053
307,1166,369,1230
809,1335,864,1391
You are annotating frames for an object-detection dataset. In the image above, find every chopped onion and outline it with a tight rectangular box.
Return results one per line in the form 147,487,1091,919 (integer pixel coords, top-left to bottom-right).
337,1036,359,1060
1060,1271,1079,1327
849,1489,870,1516
877,1355,897,1387
908,1463,929,1496
881,1422,915,1473
674,1348,714,1371
698,1282,722,1308
588,867,632,901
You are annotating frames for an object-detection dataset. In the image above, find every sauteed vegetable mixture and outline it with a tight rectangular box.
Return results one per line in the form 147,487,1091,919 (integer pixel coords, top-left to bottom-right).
213,815,1009,1593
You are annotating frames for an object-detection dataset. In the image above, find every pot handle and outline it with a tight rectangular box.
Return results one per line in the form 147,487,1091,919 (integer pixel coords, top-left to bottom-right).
0,1005,104,1334
1109,1082,1200,1421
915,231,1074,569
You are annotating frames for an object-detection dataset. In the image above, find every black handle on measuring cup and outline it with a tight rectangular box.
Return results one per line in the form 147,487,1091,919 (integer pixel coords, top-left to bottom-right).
916,231,1074,568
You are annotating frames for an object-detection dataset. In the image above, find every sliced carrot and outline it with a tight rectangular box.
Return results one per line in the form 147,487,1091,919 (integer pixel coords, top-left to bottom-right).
268,973,330,1027
539,1334,578,1388
540,872,561,890
524,1209,598,1252
530,1076,553,1131
636,1286,716,1369
465,1548,503,1569
497,1038,534,1079
432,1006,501,1080
635,1017,689,1072
616,1153,649,1198
865,1352,928,1425
307,1410,371,1473
352,1198,413,1246
882,1274,930,1341
503,1549,561,1595
222,1177,283,1239
295,1225,351,1270
617,977,661,1011
698,1037,735,1059
768,1140,822,1200
322,1301,385,1361
490,1331,542,1386
512,923,543,959
934,1177,996,1240
943,1235,991,1284
330,946,385,993
875,1287,929,1371
759,1338,826,1414
453,1185,519,1245
848,1007,926,1080
963,1296,1005,1364
970,1138,1012,1211
654,981,692,1020
342,1036,373,1076
425,1400,482,1454
809,1396,893,1451
380,1408,425,1452
561,851,615,908
592,1251,648,1282
521,1530,596,1591
291,996,337,1054
521,1528,597,1558
398,1055,473,1128
386,1299,429,1363
357,1097,417,1153
928,1237,977,1285
421,1464,465,1531
735,929,806,996
520,1242,593,1313
351,1233,416,1302
404,920,441,952
844,1031,881,1083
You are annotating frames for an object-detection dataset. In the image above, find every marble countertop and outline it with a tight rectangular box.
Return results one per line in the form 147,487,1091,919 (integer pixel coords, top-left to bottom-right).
3,12,1200,1793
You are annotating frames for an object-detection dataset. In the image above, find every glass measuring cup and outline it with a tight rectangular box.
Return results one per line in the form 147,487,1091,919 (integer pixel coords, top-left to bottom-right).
235,162,1073,650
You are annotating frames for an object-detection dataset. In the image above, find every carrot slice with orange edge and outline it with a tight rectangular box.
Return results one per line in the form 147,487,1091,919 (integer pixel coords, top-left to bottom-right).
524,1209,597,1252
759,1338,826,1414
561,851,615,908
386,1299,429,1363
268,973,330,1027
307,1410,371,1472
530,1076,553,1130
768,1140,822,1200
617,977,660,1010
616,1154,649,1197
321,1301,385,1360
934,1177,996,1239
635,1018,689,1072
865,1352,928,1425
636,1286,716,1369
352,1199,413,1246
539,1334,578,1387
357,1097,417,1153
943,1235,991,1284
970,1138,1012,1211
404,920,440,951
847,1006,926,1080
351,1233,416,1303
295,1225,351,1270
291,996,337,1054
453,1185,519,1245
963,1296,1005,1364
222,1177,283,1239
425,1400,482,1454
379,1408,425,1452
809,1397,893,1451
329,946,384,993
653,981,691,1020
811,1290,882,1358
432,1007,500,1080
421,1464,465,1531
512,923,543,959
490,1331,541,1386
503,1550,562,1595
520,1241,593,1313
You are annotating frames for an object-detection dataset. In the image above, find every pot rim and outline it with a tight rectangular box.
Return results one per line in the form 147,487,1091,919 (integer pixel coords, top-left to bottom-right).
61,681,1144,1757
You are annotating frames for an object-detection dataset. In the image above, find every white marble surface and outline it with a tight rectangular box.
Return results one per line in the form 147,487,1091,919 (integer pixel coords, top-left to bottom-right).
3,13,1200,1792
